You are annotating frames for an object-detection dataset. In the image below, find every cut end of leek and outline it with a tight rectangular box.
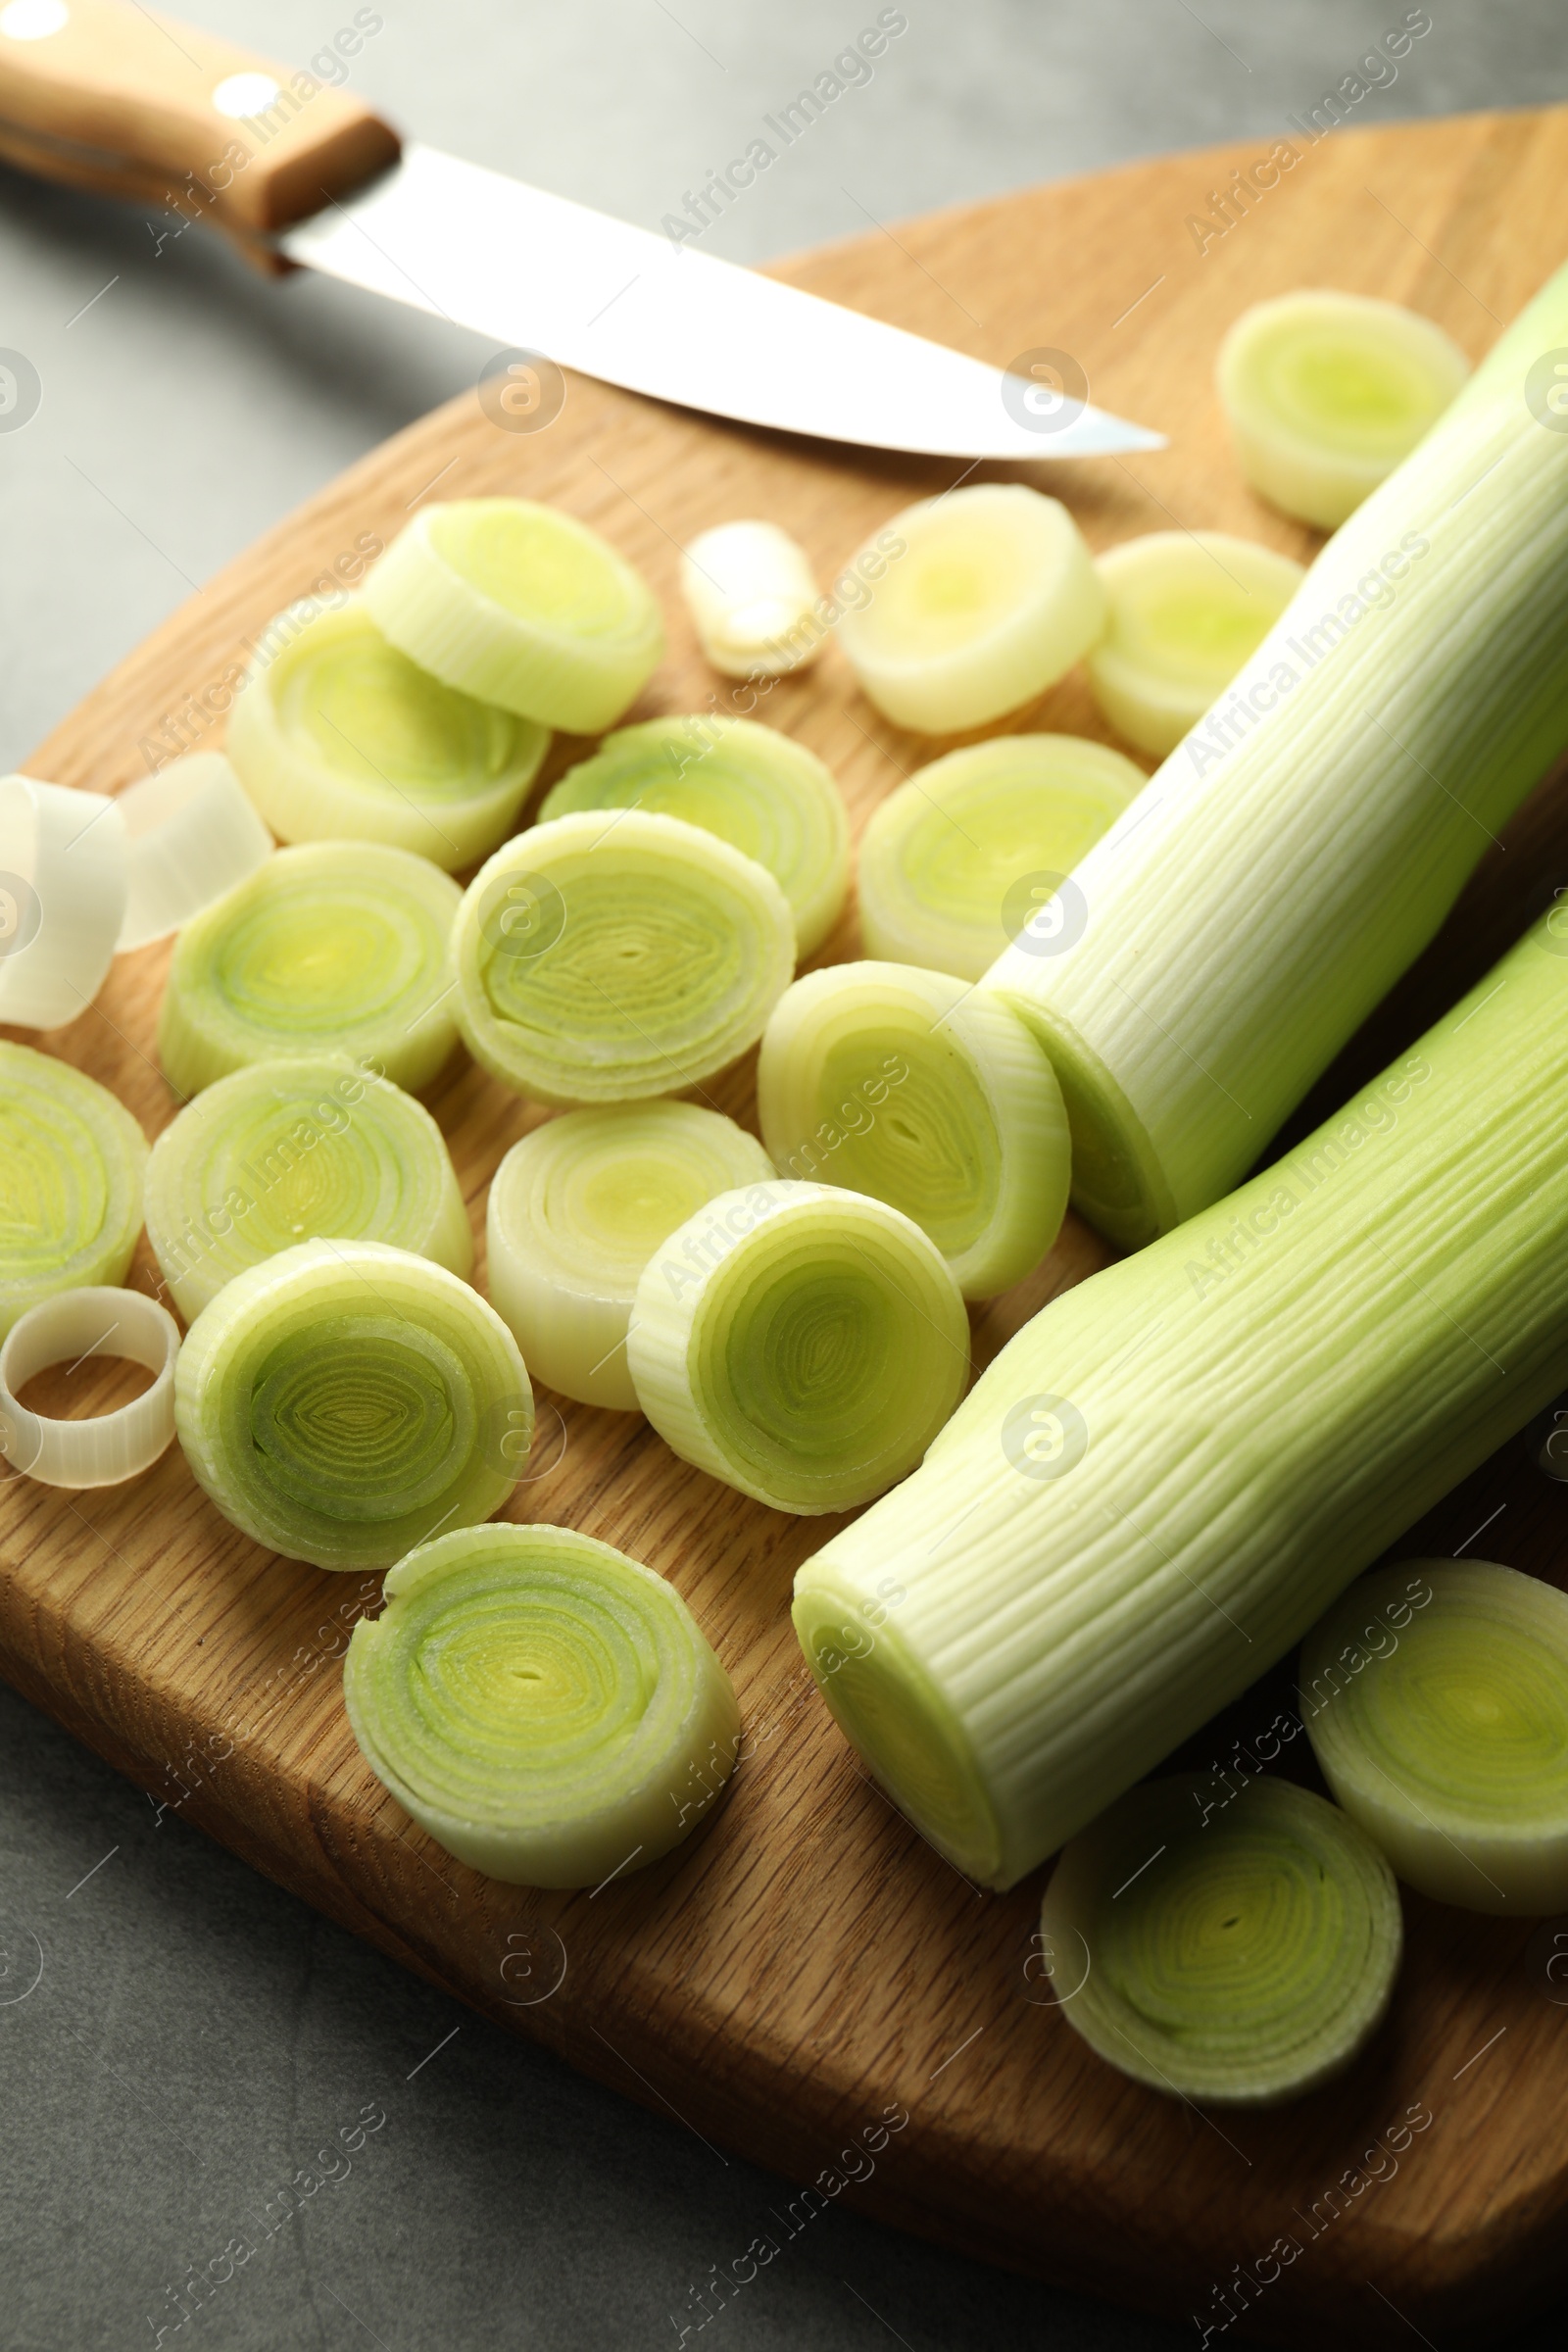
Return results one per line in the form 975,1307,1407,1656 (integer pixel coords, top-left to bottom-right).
838,485,1105,735
757,960,1070,1300
1217,290,1471,529
453,808,795,1105
158,841,462,1101
680,520,823,677
1087,533,1305,759
146,1054,472,1321
857,734,1143,984
225,597,548,871
364,498,664,734
1039,1776,1402,2105
116,754,273,953
0,1041,148,1340
1302,1558,1568,1915
174,1238,531,1571
538,715,850,959
0,772,127,1030
344,1521,740,1886
487,1102,773,1411
628,1178,969,1515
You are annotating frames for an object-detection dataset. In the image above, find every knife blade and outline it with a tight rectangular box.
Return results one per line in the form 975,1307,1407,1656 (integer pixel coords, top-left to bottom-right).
280,144,1162,462
0,0,1161,461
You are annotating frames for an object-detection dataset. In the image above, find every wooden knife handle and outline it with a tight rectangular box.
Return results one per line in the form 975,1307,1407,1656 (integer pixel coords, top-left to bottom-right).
0,0,400,255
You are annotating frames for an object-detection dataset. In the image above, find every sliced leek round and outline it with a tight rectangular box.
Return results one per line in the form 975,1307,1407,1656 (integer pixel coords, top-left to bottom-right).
757,961,1069,1300
680,519,822,677
1039,1775,1401,2105
628,1178,969,1514
0,1041,147,1341
538,715,850,957
116,753,273,953
158,841,462,1101
175,1238,531,1571
225,597,549,871
857,734,1143,982
1087,532,1305,758
0,1287,178,1489
365,498,664,733
145,1054,472,1320
343,1521,741,1886
837,485,1105,734
487,1102,773,1410
1217,290,1471,528
1302,1559,1568,1915
453,809,795,1105
0,772,127,1029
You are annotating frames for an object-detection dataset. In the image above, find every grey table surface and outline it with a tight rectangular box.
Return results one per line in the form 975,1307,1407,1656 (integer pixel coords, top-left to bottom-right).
3,3,1567,2346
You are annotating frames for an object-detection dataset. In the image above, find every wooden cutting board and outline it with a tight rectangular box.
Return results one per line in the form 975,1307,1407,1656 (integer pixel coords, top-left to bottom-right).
8,104,1568,2349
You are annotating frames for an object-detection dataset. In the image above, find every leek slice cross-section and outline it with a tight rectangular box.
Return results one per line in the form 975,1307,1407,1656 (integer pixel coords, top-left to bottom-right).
856,734,1142,983
365,497,664,734
1039,1775,1401,2106
1302,1558,1568,1915
344,1522,740,1887
226,597,549,871
145,1054,472,1319
628,1178,969,1515
1087,533,1304,759
487,1102,773,1410
837,484,1105,734
1217,289,1470,528
0,1040,147,1341
539,716,850,959
174,1238,531,1571
757,961,1070,1300
158,841,462,1101
453,809,795,1105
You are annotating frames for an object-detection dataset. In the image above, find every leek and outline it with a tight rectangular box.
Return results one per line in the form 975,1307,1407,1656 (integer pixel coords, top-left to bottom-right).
680,520,823,678
175,1238,530,1571
538,716,850,960
364,498,664,734
1040,1776,1400,2105
1086,533,1303,759
0,1287,179,1489
0,772,127,1029
145,1054,472,1320
1216,290,1470,528
158,842,462,1101
628,1178,968,1515
837,485,1104,734
0,1041,147,1340
343,1522,740,1887
757,961,1069,1300
487,1102,773,1411
988,268,1568,1245
856,734,1142,983
1302,1559,1568,1915
225,598,549,871
116,754,273,953
793,913,1568,1888
453,809,795,1104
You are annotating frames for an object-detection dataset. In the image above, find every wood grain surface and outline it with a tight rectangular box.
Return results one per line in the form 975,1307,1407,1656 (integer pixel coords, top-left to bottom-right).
7,104,1568,2349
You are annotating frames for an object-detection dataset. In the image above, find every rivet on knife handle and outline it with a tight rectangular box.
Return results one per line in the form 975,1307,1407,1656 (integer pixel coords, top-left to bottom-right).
0,0,400,245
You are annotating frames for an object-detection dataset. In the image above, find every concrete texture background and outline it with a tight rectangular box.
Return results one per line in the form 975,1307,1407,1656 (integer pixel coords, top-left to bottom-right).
2,3,1566,2344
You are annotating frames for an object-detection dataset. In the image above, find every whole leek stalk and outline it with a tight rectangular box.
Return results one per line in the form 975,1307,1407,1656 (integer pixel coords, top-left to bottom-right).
794,911,1568,1890
986,258,1568,1245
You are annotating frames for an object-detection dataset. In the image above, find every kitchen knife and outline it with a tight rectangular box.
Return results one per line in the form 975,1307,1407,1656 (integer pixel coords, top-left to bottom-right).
0,0,1162,461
